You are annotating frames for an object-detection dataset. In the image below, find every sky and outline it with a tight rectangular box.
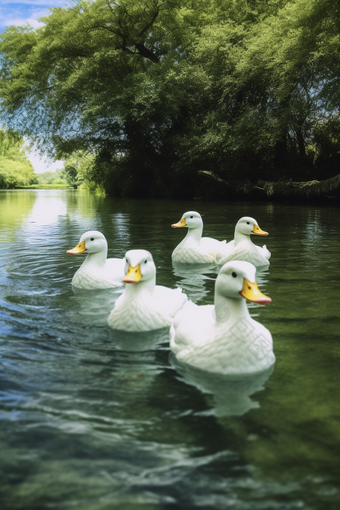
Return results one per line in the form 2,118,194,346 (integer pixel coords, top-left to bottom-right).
0,0,68,32
25,147,65,174
1,1,69,172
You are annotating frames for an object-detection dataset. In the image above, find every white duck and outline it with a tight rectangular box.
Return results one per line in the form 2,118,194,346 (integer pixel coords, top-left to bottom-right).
67,231,125,289
170,260,275,375
108,249,187,332
215,216,271,267
171,211,226,264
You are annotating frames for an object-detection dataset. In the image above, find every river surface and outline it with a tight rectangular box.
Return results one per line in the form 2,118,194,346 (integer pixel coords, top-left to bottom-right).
0,189,339,510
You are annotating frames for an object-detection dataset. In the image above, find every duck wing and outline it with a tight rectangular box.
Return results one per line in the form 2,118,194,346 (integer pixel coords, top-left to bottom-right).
214,240,235,264
215,240,270,267
201,237,226,252
153,285,188,318
170,301,215,354
257,245,271,260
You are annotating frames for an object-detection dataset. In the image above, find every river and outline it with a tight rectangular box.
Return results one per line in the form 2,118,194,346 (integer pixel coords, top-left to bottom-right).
0,189,339,509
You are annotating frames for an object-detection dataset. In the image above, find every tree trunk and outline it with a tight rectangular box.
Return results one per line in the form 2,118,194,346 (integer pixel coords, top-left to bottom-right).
295,126,306,157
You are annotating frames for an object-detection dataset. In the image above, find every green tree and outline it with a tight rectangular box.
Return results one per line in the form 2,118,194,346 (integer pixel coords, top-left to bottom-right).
0,128,35,187
207,0,340,181
60,152,94,189
62,166,78,188
0,0,340,197
0,0,199,194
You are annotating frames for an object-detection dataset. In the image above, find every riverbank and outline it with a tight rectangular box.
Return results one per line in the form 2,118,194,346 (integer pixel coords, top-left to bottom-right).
6,172,340,205
195,172,340,205
15,184,73,190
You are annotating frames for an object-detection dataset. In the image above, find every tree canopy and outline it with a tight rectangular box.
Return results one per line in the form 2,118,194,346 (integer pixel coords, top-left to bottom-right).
0,0,339,197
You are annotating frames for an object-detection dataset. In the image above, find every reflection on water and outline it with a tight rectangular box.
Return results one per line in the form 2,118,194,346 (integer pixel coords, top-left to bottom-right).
171,355,274,417
0,190,37,244
172,262,217,303
110,212,131,249
70,287,124,326
110,327,170,352
27,192,67,225
0,190,340,509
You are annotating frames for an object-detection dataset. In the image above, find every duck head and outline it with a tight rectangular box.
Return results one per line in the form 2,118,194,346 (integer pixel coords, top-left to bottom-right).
235,217,268,238
171,211,203,230
67,231,108,256
123,249,156,285
215,260,271,305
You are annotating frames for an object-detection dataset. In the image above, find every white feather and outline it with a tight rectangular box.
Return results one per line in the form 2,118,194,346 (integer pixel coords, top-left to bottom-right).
108,249,187,332
215,216,271,267
172,211,226,264
67,231,125,289
170,260,275,375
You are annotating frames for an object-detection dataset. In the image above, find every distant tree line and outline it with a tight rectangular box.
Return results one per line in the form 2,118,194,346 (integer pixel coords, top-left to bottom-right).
0,129,92,189
0,0,339,198
31,164,85,189
30,169,71,188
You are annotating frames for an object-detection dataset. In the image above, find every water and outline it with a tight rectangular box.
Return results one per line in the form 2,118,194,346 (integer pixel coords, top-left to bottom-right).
0,189,339,509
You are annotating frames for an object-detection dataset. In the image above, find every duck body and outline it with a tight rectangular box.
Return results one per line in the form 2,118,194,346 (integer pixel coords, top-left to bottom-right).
67,231,125,289
172,211,226,264
108,249,187,332
170,260,275,375
215,217,271,267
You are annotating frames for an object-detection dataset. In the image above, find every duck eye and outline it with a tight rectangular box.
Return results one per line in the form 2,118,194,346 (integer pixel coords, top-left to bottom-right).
190,216,193,218
246,222,250,225
232,272,237,278
144,260,147,264
90,237,94,241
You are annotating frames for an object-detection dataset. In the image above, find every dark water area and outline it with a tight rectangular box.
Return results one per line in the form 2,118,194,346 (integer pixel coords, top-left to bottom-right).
0,189,339,509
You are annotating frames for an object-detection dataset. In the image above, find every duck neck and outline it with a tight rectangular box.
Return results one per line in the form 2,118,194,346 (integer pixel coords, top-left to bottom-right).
213,291,250,324
234,228,250,246
124,278,155,299
83,249,107,268
185,225,203,244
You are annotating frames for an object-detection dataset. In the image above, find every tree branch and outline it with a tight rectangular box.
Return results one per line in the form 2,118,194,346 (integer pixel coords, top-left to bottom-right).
198,170,340,201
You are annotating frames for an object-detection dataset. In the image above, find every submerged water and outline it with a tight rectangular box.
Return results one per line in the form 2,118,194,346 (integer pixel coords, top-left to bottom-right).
0,189,339,510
